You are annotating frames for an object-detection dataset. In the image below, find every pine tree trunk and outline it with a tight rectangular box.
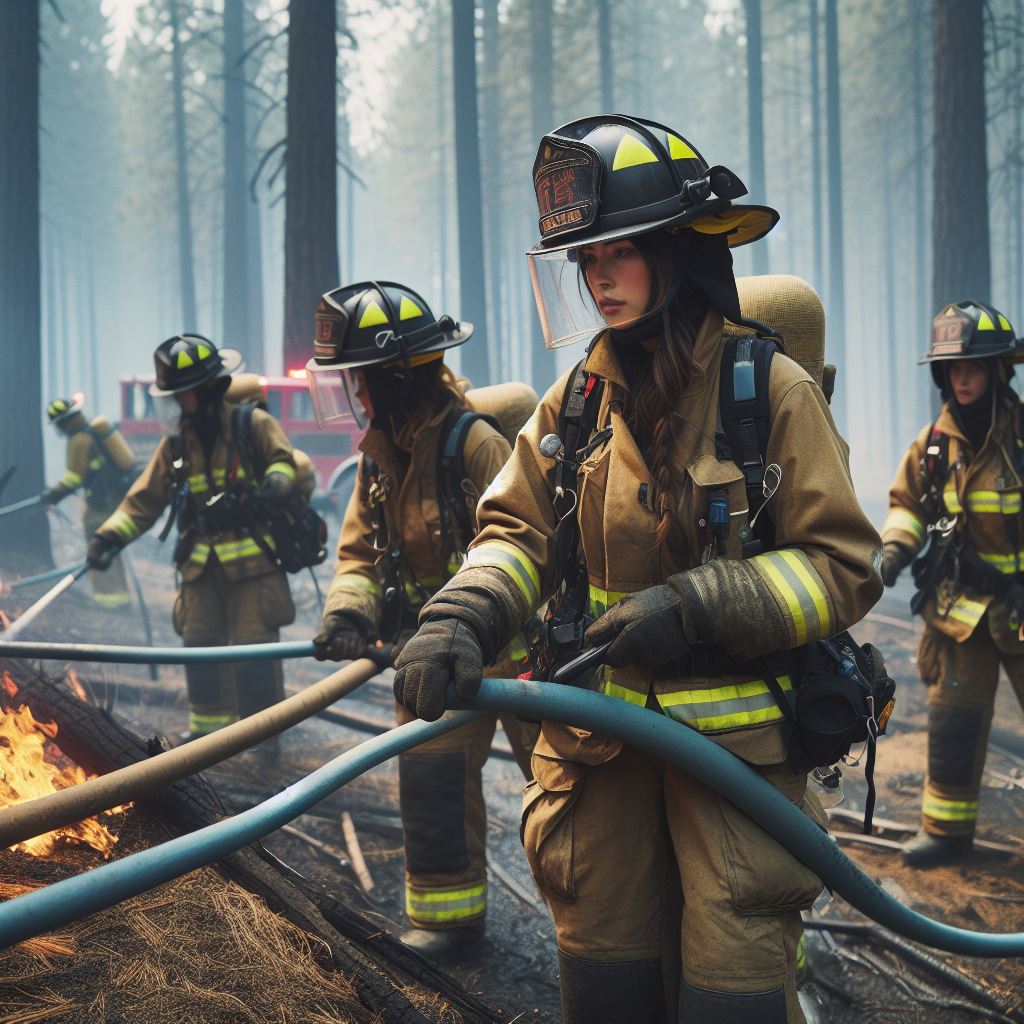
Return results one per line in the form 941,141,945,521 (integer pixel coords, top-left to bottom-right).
222,0,249,356
744,0,768,275
435,0,448,309
824,0,846,417
931,0,989,314
529,0,553,392
913,0,930,424
451,0,489,385
0,0,52,568
169,0,197,331
282,0,338,371
481,0,504,377
809,0,824,291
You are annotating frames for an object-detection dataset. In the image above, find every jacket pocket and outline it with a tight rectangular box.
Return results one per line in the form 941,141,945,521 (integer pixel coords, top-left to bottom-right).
684,456,746,561
521,752,587,903
721,769,827,915
916,626,947,685
172,589,187,637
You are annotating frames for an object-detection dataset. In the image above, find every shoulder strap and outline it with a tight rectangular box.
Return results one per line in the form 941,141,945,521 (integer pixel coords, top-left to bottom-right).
920,418,949,520
718,334,777,542
436,408,499,564
230,404,258,485
552,361,605,590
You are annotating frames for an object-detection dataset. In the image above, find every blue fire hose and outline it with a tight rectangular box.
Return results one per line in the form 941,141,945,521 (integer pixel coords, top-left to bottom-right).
0,678,1021,957
0,639,317,664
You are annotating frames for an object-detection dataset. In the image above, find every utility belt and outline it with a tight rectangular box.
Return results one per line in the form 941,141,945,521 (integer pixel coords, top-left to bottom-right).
954,548,1020,598
652,645,761,681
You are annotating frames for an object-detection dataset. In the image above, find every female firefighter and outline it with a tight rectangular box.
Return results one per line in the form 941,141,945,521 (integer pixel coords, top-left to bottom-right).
88,335,298,743
305,282,536,959
881,300,1024,867
393,116,882,1023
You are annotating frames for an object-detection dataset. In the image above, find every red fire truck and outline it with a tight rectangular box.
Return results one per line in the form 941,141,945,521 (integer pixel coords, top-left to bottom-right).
117,371,364,518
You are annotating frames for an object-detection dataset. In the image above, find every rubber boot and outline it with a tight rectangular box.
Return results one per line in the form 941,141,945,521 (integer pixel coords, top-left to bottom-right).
678,978,787,1023
901,830,973,867
400,920,485,962
558,949,667,1024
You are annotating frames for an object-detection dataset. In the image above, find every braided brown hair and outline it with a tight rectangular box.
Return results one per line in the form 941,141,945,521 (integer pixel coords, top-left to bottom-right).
618,231,712,544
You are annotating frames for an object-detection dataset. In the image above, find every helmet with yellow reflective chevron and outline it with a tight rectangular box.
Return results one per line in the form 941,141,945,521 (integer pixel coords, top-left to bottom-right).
922,300,1022,389
305,281,472,427
149,334,244,397
527,115,780,349
46,395,85,426
530,114,778,253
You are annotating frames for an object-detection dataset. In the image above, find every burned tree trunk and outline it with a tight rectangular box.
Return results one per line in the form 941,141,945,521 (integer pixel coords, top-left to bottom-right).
0,0,52,569
282,0,338,371
932,0,989,315
169,0,197,331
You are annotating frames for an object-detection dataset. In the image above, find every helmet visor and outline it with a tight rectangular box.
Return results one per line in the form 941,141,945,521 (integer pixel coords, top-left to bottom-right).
153,395,183,435
526,247,652,350
306,361,370,429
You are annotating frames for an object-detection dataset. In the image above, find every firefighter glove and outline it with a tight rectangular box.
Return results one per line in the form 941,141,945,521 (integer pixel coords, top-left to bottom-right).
313,610,373,662
585,585,693,668
40,486,68,507
86,533,121,571
393,617,484,722
258,470,293,506
881,542,912,588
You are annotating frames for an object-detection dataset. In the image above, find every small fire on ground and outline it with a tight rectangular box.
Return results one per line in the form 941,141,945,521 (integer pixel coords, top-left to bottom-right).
0,671,126,857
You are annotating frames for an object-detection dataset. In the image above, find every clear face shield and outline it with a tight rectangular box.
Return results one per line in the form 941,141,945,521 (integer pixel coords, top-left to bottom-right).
306,362,372,429
526,246,653,350
153,395,184,434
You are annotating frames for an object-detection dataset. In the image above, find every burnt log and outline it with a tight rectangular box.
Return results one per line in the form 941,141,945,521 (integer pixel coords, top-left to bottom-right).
0,660,503,1024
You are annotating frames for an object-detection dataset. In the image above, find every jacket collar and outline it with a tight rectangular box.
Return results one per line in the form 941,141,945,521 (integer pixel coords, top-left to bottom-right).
583,309,724,395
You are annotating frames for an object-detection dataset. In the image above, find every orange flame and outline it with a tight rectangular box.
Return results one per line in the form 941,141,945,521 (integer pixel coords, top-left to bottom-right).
0,672,124,858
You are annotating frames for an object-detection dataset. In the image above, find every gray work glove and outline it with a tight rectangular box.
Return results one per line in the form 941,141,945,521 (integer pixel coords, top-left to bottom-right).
586,559,791,668
86,533,121,571
880,542,912,588
258,470,293,507
393,618,484,722
585,584,693,669
312,610,374,662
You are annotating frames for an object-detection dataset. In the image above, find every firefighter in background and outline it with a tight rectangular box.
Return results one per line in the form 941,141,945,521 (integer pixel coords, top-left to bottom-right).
87,335,298,742
43,397,135,609
305,282,536,959
394,116,882,1023
882,300,1024,866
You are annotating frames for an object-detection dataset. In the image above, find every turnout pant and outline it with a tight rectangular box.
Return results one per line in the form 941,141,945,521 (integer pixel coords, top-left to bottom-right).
522,740,826,1024
84,508,129,607
395,701,536,931
173,558,296,734
918,621,1024,837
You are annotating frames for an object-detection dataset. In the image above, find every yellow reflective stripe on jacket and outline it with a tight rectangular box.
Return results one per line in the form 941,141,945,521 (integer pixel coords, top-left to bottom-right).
463,540,541,608
945,593,989,630
963,490,1022,514
405,882,486,924
882,507,925,545
587,584,627,618
59,470,83,490
600,680,647,704
749,549,832,645
657,675,794,733
188,467,249,495
943,489,962,514
923,791,978,822
106,509,141,543
976,549,1024,574
264,460,296,480
327,573,383,600
188,534,274,565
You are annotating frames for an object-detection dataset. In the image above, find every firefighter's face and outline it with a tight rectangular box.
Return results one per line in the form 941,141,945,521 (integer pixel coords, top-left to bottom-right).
948,359,990,406
351,370,374,420
175,389,199,414
578,240,652,328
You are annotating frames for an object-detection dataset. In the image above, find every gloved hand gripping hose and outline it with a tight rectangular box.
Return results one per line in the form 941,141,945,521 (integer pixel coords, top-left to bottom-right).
0,680,1021,958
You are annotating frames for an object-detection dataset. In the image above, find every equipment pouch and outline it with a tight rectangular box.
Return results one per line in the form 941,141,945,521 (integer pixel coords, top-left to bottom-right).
521,751,587,903
786,632,896,775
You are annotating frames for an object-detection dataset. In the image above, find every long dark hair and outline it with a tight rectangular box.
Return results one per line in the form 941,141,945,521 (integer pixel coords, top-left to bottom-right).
619,231,712,544
366,357,468,447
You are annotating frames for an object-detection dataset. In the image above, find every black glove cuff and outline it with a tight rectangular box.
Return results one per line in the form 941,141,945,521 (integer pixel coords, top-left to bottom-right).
421,580,520,665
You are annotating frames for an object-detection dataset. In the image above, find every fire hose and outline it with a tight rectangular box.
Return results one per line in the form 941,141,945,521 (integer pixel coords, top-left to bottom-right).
0,678,1022,957
2,565,90,641
0,654,387,851
0,638,318,663
2,560,88,593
